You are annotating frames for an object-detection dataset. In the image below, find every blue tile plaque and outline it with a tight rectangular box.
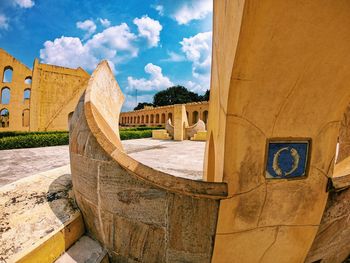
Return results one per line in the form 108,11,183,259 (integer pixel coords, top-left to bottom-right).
265,139,310,179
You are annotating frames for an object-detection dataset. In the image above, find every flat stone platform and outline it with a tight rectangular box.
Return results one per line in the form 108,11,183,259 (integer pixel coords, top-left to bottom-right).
0,165,83,262
0,139,205,186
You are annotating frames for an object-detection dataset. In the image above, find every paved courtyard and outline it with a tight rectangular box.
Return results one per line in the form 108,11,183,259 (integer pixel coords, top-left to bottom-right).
0,138,206,186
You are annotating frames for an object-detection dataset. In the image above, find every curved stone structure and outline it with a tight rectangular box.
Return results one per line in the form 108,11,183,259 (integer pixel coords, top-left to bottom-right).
165,118,174,137
69,61,228,262
204,1,350,262
185,119,206,140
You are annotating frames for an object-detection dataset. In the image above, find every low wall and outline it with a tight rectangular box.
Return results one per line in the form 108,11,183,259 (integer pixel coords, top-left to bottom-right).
69,61,227,262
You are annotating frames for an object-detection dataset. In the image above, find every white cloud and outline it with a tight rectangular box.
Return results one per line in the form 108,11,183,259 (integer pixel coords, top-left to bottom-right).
40,37,98,70
99,18,111,27
126,63,173,93
161,51,185,62
173,0,212,25
40,23,138,71
133,15,162,47
180,31,212,80
186,80,206,94
152,5,164,16
0,14,9,30
13,0,34,8
76,19,96,39
87,23,138,57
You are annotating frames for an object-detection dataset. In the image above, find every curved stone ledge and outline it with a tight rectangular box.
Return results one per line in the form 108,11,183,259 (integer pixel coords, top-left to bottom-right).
69,61,228,262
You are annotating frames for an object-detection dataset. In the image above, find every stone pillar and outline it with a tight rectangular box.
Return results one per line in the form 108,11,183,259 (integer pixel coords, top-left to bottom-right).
173,104,188,141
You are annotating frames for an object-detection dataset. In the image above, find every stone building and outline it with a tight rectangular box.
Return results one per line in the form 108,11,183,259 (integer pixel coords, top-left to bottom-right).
119,101,209,127
0,49,89,131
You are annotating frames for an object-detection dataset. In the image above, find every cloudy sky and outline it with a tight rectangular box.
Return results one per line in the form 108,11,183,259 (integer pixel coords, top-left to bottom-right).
0,0,213,111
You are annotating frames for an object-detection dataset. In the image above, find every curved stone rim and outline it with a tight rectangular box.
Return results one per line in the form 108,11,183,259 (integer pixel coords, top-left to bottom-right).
84,60,228,199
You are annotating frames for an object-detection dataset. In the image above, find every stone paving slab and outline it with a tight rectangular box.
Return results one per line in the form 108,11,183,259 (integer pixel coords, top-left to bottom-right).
0,146,70,187
0,139,206,186
0,165,81,262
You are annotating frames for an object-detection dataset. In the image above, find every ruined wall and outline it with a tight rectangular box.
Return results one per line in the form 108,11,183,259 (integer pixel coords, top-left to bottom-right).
119,101,208,127
30,60,89,131
0,49,32,131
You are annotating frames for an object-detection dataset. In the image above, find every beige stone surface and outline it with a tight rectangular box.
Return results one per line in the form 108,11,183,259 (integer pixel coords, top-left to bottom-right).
191,130,207,141
55,235,108,263
0,165,82,262
152,129,171,140
0,145,70,186
173,104,188,141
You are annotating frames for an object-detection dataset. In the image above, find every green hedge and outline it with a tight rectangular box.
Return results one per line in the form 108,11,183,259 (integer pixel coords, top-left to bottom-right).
0,131,67,139
119,130,152,140
0,133,69,150
0,129,154,149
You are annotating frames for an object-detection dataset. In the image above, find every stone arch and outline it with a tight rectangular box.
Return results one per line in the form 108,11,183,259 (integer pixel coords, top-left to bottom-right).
2,66,13,83
24,76,32,85
0,108,9,127
22,109,30,127
24,88,31,101
168,112,173,122
141,115,144,123
137,116,140,124
150,114,154,124
192,111,199,124
203,110,208,124
161,113,165,123
1,87,10,104
155,114,160,123
146,115,149,123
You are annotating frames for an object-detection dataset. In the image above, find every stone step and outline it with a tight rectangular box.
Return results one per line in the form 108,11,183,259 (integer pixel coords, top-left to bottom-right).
152,129,172,140
55,236,109,263
190,131,207,141
0,165,85,263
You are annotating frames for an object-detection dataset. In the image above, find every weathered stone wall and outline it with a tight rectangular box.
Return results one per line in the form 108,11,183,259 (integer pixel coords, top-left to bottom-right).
0,49,89,132
306,187,350,263
0,49,32,131
120,101,209,127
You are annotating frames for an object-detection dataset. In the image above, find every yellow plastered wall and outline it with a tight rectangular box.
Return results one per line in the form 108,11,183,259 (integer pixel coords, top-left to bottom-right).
0,49,90,132
30,60,89,131
206,0,350,262
0,49,32,131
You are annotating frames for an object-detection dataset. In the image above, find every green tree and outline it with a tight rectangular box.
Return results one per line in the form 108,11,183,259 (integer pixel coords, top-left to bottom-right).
153,85,201,106
133,102,154,110
200,89,210,101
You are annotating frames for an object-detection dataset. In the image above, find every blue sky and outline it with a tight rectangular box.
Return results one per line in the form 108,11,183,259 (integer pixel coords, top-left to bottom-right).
0,0,213,111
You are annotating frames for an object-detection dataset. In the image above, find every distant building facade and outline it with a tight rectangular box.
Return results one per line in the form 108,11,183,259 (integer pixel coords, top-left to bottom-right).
0,49,90,131
119,101,209,127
